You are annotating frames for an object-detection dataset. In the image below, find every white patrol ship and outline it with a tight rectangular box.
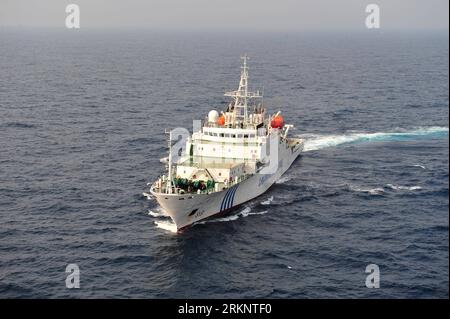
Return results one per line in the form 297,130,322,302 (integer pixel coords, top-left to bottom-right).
149,55,304,231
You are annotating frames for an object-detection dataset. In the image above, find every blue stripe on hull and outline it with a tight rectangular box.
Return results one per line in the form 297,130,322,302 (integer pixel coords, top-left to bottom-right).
220,187,232,212
224,187,233,210
230,185,239,208
220,185,239,212
227,185,238,209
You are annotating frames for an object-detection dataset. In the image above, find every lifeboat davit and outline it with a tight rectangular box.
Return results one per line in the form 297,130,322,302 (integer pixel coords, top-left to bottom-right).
217,115,225,126
271,115,285,129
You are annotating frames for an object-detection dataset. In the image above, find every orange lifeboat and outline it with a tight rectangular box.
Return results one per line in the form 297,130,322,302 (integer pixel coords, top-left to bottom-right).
217,115,225,126
271,115,285,129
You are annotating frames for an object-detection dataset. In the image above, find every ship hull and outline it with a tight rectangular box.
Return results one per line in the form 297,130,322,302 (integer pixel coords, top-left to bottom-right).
151,141,302,231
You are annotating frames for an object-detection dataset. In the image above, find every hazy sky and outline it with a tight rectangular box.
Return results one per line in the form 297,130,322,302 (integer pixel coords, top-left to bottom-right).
0,0,448,31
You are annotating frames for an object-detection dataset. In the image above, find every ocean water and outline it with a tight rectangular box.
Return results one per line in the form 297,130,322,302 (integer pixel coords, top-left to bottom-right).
0,29,448,298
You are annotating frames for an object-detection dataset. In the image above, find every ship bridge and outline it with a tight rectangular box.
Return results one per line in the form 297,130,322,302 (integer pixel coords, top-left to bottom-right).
187,126,273,161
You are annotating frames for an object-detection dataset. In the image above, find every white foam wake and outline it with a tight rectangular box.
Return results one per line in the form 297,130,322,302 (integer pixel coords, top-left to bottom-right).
154,206,269,233
197,206,268,225
349,183,423,195
142,192,153,200
148,208,167,217
240,207,268,217
275,176,291,184
261,196,274,205
203,214,240,223
349,185,385,195
154,220,177,233
300,126,449,152
386,184,422,191
159,156,168,163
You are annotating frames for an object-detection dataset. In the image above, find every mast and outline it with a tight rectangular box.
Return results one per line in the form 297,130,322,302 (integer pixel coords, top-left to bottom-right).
165,129,172,194
224,54,262,126
239,54,249,122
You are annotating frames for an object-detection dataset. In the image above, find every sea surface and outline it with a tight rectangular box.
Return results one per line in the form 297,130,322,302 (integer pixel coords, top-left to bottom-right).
0,29,448,298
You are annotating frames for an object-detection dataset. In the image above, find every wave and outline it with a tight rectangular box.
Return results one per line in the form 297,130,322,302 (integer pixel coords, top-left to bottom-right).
411,164,426,169
349,183,423,195
197,206,268,225
300,126,449,152
159,157,168,164
202,214,240,223
349,185,386,195
148,208,167,217
275,176,291,184
154,220,177,233
142,192,153,200
261,196,274,205
1,122,37,129
240,207,268,217
386,184,422,191
154,206,268,233
127,137,154,145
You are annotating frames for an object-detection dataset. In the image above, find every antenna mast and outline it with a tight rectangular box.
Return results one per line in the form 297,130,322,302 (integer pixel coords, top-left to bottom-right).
239,54,249,122
224,54,262,126
165,129,172,194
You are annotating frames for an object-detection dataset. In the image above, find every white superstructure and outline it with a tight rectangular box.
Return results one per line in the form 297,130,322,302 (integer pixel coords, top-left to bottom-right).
149,55,304,231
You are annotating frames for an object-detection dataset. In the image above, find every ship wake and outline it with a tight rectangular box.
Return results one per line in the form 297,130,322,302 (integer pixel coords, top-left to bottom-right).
196,206,268,226
300,126,448,152
154,220,178,233
153,206,269,233
148,207,177,233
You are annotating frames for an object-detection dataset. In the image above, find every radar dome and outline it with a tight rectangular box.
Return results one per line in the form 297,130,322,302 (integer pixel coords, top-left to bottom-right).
208,110,219,123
